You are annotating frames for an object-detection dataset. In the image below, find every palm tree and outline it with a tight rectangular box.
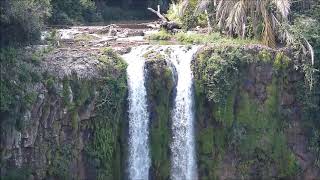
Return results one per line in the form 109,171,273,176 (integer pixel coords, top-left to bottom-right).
195,0,291,47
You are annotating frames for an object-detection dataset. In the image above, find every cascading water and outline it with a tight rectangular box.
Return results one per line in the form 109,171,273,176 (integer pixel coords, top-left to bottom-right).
122,46,150,180
123,45,198,180
167,46,198,180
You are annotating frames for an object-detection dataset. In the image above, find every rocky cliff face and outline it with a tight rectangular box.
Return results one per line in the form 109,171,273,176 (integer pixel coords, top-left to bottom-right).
0,48,128,179
144,50,175,180
192,45,320,179
1,44,319,180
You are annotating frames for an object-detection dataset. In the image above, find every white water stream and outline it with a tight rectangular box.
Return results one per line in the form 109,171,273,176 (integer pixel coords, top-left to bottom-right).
123,45,198,180
123,46,150,180
167,46,198,180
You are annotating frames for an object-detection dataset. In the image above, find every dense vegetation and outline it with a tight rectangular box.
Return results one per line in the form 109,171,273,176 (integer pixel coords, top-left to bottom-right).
0,0,319,179
192,46,305,179
144,52,174,179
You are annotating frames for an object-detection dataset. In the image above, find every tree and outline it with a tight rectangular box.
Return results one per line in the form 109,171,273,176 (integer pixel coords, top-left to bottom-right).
0,0,51,46
195,0,291,47
49,0,100,24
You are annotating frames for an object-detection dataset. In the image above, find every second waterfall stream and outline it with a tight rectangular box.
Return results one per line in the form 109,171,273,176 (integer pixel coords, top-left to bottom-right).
122,45,199,180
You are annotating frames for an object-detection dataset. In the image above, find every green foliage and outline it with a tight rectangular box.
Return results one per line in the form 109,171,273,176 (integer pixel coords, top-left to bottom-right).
180,0,199,30
147,29,172,41
0,0,51,46
166,3,184,24
274,52,290,70
75,33,98,42
235,83,299,178
2,167,32,180
49,0,99,24
46,29,60,47
0,48,42,114
193,47,240,103
193,46,304,179
86,48,127,179
290,17,320,89
145,59,174,179
148,30,260,45
48,144,74,179
258,49,272,62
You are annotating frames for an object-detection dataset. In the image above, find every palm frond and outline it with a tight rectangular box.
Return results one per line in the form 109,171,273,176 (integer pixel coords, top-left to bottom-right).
261,1,276,47
226,0,246,37
195,0,211,14
273,0,290,19
304,37,315,65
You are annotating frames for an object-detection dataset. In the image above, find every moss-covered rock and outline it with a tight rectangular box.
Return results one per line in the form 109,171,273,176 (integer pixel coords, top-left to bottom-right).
145,50,175,180
192,45,318,179
0,47,128,180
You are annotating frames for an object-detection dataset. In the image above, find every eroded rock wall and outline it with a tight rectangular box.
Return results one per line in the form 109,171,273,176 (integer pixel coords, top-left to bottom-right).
145,53,175,180
192,45,320,179
0,48,128,180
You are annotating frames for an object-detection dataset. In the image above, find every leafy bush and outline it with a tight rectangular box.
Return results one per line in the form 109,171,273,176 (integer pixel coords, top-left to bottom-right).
147,30,172,40
166,3,184,24
49,0,100,24
0,0,51,46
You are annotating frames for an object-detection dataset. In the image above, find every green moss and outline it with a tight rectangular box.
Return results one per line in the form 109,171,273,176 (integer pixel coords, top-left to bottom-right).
235,80,298,178
274,52,291,70
86,49,127,180
193,47,302,179
258,49,272,62
143,50,166,62
71,110,79,131
193,48,239,103
213,91,235,128
23,92,37,109
62,78,71,106
48,144,74,179
46,76,55,92
146,63,173,179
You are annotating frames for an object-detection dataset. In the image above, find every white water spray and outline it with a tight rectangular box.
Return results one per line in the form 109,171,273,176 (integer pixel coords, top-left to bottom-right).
168,46,198,180
123,45,198,180
122,46,150,180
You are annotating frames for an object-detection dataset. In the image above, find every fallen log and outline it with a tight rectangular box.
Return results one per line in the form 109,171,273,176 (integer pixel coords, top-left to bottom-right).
147,5,169,22
147,5,181,31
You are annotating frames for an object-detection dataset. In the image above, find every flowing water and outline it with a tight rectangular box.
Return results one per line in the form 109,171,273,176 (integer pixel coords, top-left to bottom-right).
123,45,198,180
167,46,198,180
123,46,150,180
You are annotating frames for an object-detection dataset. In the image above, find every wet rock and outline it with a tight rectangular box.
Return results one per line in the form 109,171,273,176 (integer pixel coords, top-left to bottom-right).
255,83,267,102
255,65,273,84
288,72,302,82
243,79,255,95
115,46,132,55
281,91,295,106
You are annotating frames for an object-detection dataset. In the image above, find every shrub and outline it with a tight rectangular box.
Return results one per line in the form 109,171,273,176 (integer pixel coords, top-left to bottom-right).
147,30,172,41
0,0,51,46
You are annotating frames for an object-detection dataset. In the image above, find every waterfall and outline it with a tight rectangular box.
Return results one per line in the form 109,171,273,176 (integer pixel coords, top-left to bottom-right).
168,46,198,180
122,45,198,180
122,46,150,180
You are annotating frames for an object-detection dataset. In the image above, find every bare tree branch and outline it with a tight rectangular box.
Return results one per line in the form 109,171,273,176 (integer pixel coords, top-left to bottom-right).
147,5,169,22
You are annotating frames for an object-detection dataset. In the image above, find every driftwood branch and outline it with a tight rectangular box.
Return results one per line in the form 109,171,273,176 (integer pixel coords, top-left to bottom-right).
147,5,169,22
147,5,181,31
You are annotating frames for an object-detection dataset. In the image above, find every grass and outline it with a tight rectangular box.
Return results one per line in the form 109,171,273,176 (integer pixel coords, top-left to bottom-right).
147,30,172,41
74,33,98,42
147,30,260,45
